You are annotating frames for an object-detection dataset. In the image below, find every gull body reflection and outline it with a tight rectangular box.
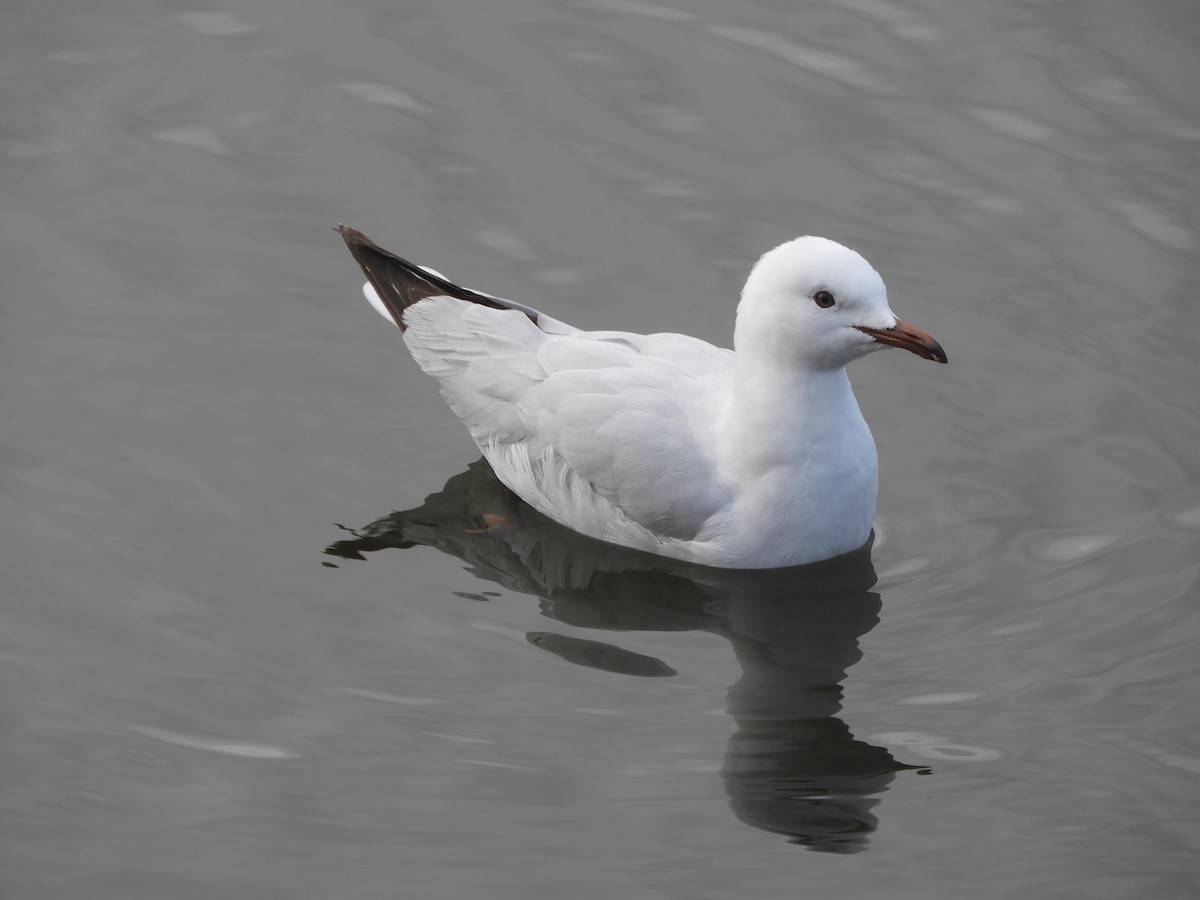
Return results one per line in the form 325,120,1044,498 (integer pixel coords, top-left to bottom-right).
327,460,920,853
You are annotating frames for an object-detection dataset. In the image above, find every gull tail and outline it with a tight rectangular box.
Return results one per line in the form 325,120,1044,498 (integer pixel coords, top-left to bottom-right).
337,224,528,331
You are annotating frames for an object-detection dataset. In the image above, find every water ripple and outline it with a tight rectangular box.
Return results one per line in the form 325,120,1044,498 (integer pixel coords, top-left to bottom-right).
129,726,299,760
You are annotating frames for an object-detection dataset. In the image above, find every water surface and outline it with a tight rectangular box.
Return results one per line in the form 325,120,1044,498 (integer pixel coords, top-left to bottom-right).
3,1,1199,897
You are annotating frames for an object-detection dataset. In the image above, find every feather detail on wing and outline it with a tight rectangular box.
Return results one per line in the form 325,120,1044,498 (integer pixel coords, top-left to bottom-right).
400,297,733,543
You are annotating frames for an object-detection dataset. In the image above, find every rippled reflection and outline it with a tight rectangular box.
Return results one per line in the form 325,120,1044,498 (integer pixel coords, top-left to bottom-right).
326,460,922,853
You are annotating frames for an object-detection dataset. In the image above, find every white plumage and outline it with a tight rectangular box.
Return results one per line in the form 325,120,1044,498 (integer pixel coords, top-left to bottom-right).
339,226,946,569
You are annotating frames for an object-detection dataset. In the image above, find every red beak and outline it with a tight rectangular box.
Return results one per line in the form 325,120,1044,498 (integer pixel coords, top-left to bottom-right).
856,319,947,364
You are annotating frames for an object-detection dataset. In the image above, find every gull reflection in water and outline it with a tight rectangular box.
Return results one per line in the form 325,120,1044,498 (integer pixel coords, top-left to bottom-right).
326,459,922,853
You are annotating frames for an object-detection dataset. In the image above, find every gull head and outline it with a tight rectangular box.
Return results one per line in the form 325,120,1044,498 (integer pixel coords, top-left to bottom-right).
735,236,947,370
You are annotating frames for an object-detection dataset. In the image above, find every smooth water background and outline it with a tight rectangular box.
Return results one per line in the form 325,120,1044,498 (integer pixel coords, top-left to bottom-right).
4,1,1199,897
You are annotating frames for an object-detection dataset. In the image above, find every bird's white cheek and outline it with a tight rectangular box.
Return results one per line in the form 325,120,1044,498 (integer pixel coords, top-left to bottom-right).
841,328,887,361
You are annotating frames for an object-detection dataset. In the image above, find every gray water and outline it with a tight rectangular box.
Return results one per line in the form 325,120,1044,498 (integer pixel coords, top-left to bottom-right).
4,1,1199,897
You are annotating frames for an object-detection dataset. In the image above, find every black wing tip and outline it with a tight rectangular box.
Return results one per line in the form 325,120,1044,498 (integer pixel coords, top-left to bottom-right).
335,224,418,329
336,223,373,249
336,224,536,328
335,223,360,245
336,224,400,269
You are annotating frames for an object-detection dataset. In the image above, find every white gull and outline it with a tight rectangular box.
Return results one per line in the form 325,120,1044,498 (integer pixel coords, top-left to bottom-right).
338,225,946,569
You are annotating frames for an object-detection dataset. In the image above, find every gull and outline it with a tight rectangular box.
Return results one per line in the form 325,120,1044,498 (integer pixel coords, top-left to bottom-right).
338,225,946,569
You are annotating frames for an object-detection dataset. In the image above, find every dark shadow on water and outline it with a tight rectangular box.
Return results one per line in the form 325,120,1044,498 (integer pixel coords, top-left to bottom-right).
326,459,922,853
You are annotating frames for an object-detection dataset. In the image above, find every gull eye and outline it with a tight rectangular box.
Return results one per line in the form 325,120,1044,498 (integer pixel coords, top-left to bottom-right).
812,290,836,309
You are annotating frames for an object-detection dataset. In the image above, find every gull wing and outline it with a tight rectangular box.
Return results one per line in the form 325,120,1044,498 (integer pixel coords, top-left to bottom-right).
401,297,732,543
